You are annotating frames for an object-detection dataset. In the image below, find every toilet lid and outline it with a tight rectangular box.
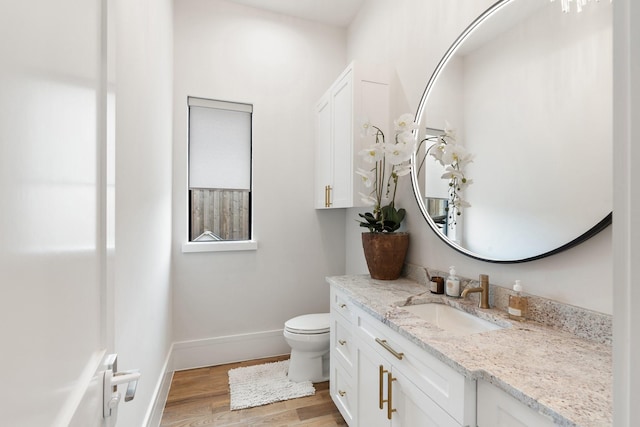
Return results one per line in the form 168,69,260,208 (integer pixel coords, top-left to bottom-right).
285,313,330,334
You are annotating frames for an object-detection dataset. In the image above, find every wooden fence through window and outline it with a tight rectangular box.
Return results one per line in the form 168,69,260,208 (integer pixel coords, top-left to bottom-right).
190,188,250,241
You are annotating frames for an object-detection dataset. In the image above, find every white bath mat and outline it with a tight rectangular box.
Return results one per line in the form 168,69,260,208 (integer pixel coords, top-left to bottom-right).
228,360,315,410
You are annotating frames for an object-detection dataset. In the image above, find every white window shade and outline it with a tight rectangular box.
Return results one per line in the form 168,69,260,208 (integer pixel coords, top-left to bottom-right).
189,98,251,190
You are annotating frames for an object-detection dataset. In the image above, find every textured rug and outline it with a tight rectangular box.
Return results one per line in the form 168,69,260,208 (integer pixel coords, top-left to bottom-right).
228,360,315,410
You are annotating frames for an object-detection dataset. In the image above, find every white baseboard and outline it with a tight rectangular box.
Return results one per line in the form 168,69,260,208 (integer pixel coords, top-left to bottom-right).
144,343,174,427
171,329,290,371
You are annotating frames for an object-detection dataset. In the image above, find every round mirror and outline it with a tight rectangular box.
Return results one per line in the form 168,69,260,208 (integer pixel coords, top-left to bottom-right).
411,0,612,263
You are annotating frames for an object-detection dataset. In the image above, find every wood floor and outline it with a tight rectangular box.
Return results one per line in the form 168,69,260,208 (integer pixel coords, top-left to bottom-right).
160,355,347,426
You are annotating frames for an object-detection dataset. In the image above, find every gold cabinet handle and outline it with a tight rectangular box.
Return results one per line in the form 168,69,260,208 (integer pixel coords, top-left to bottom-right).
338,390,346,397
324,185,332,207
375,338,404,360
387,372,397,420
379,365,388,410
338,339,347,346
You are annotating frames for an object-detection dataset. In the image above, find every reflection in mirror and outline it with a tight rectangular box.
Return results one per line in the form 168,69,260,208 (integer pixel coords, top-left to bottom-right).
417,126,475,244
411,0,612,262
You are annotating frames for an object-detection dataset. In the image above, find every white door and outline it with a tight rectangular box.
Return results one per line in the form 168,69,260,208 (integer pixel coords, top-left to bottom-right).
0,0,115,425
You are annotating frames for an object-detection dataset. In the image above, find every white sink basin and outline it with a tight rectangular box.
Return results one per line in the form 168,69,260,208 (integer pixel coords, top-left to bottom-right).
403,304,503,335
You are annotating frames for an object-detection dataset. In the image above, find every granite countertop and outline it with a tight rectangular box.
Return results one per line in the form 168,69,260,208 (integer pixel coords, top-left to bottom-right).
327,274,612,427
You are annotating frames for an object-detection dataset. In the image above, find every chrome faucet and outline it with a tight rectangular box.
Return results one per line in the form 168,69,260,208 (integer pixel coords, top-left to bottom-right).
461,274,490,309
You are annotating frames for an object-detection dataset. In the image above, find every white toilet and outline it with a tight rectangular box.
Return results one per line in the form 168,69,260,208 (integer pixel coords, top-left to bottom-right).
283,313,330,383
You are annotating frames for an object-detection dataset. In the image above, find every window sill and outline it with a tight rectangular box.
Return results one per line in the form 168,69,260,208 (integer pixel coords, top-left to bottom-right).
181,240,258,253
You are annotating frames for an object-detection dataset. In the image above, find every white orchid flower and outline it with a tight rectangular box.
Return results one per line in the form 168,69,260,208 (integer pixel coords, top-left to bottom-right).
441,143,469,166
359,144,384,164
443,121,457,141
394,113,419,132
359,117,377,138
356,168,374,188
457,177,474,190
428,142,446,165
385,142,413,165
394,164,412,177
458,153,475,169
359,192,377,206
396,130,416,147
441,166,464,181
451,198,471,209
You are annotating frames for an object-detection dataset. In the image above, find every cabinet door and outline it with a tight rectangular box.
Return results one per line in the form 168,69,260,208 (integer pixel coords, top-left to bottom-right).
357,342,390,427
357,343,460,427
315,93,332,208
356,308,476,425
331,70,354,208
477,381,556,427
392,369,460,427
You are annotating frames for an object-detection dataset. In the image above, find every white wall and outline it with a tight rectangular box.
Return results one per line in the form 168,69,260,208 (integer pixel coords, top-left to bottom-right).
171,0,348,363
345,0,612,315
113,0,174,425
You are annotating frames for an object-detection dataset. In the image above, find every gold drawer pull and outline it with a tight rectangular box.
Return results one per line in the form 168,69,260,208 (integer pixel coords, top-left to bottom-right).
338,390,346,397
375,338,404,360
379,365,388,409
339,303,347,309
387,372,397,420
338,339,347,346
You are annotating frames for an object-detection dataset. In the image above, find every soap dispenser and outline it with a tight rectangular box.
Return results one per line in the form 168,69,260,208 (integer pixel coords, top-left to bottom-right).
445,266,461,297
508,280,528,321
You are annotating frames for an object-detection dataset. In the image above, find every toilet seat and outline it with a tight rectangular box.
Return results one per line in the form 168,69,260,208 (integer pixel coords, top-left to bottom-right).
284,313,330,335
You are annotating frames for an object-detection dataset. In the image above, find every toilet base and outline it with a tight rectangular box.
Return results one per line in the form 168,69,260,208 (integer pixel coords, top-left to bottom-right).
288,350,329,383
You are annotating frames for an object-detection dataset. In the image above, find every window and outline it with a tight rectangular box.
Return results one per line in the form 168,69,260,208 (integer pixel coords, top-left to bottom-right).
185,97,255,251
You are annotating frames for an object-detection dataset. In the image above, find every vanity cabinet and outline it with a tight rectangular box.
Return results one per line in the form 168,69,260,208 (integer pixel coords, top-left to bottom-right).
315,62,389,209
477,380,556,427
330,288,476,426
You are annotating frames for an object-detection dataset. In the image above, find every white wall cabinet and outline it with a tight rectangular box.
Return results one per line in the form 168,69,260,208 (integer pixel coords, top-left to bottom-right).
330,288,476,426
315,62,389,209
477,380,556,427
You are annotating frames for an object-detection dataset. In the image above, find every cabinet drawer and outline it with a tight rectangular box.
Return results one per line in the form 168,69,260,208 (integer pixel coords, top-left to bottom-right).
356,309,476,426
331,362,356,426
332,314,355,369
331,288,355,324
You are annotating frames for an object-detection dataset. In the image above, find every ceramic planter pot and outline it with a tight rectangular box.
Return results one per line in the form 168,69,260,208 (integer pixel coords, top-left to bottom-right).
361,232,409,280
